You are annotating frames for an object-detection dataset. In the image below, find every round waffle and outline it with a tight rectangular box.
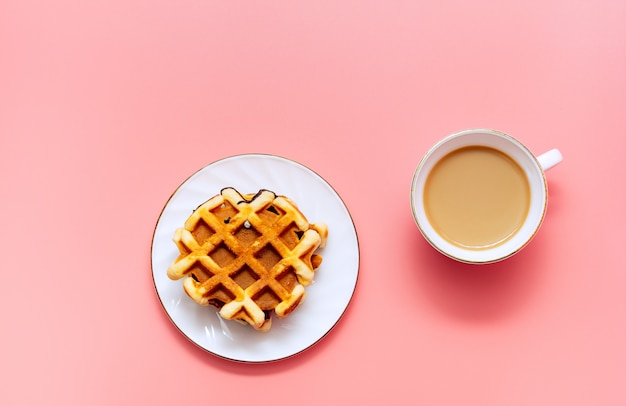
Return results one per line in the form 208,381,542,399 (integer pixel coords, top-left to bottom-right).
167,187,328,332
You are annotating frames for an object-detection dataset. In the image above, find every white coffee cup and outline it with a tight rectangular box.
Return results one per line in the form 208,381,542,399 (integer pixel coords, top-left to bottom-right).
411,129,562,263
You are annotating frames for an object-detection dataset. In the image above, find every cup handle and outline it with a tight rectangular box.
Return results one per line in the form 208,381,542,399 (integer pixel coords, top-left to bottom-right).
537,149,563,171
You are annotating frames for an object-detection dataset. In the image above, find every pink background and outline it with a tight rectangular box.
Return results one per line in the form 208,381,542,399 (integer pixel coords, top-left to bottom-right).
2,1,625,404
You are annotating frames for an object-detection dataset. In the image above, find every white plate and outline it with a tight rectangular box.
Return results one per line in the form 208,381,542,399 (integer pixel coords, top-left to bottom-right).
151,154,360,362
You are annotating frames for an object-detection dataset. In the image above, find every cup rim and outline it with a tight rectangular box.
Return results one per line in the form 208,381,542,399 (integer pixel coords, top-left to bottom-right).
410,128,548,264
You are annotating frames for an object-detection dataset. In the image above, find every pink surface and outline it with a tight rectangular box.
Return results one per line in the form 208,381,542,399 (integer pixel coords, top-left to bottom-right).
1,1,625,404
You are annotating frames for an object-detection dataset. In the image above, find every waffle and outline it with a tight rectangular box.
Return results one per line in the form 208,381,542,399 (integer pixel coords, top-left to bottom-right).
167,187,328,332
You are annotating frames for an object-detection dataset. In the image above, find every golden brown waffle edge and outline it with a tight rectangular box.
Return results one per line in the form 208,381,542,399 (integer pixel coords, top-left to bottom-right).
167,187,328,332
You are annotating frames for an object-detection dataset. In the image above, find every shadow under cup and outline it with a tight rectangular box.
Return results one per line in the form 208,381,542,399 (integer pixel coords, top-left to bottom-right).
411,129,550,264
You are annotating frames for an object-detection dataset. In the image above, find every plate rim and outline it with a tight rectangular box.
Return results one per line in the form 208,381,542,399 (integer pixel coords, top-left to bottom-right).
150,153,360,363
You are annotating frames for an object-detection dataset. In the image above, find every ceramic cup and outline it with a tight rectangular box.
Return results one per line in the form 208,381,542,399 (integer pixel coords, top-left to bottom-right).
411,129,562,263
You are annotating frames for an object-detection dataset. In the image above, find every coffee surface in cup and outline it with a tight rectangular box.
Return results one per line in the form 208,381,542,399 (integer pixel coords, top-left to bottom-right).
424,146,530,250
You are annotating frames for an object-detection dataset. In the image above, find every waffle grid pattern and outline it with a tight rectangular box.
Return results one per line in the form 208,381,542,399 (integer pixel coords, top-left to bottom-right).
167,187,327,331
